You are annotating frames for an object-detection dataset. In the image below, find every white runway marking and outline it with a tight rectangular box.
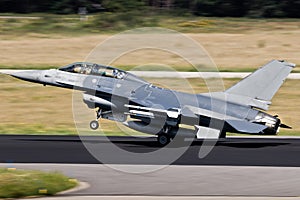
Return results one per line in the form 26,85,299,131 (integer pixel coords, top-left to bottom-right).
130,72,300,79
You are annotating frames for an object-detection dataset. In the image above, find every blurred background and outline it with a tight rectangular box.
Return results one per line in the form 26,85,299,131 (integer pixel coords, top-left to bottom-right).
1,0,300,17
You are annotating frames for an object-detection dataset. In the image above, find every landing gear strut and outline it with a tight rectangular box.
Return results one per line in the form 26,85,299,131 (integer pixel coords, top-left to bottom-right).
156,125,174,146
90,108,102,130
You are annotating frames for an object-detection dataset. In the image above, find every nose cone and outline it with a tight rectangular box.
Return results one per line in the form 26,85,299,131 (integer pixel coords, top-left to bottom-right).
0,69,42,83
0,70,23,75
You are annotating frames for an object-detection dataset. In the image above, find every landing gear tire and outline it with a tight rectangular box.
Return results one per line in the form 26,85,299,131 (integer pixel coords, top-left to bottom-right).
157,134,171,146
90,120,99,130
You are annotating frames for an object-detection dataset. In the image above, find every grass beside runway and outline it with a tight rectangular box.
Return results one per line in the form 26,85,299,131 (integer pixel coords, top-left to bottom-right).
0,16,300,72
0,168,77,198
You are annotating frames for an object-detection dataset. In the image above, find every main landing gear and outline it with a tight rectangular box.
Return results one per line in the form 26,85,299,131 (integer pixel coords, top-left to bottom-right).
157,134,171,146
156,125,174,146
90,109,102,130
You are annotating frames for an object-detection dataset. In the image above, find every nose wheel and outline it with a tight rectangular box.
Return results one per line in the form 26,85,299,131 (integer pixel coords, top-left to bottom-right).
90,120,99,130
90,108,102,130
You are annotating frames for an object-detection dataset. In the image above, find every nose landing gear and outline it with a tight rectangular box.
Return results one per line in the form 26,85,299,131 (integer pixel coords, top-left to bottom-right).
90,120,99,130
90,108,102,130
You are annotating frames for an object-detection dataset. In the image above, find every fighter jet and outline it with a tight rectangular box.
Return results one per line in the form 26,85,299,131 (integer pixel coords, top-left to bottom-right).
0,60,295,146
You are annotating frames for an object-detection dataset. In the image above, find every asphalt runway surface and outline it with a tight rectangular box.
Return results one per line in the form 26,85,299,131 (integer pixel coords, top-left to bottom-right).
1,135,300,197
0,135,300,167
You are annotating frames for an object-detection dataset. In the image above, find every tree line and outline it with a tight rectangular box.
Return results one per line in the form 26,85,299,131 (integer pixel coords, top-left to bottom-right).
1,0,300,18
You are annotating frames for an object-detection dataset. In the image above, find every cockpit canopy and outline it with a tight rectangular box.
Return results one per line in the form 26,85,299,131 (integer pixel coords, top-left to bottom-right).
59,62,127,79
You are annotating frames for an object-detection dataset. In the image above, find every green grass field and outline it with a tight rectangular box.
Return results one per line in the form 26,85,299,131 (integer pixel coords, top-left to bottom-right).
1,13,300,36
0,168,77,198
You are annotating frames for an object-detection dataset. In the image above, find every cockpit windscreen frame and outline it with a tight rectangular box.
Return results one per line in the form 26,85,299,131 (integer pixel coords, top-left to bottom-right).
59,62,127,79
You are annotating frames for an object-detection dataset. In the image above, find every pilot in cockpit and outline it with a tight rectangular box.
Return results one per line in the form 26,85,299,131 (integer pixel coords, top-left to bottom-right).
113,69,118,77
85,66,92,75
113,69,125,79
74,64,82,73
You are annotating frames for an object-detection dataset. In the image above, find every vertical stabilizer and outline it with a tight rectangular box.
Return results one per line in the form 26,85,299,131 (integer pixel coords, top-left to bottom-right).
225,60,295,101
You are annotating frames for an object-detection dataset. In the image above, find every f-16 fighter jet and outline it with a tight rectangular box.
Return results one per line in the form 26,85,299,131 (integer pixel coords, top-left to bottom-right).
0,60,294,146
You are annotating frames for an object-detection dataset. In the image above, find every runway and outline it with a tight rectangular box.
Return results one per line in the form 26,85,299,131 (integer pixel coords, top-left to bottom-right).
1,164,300,197
0,135,300,167
1,135,300,197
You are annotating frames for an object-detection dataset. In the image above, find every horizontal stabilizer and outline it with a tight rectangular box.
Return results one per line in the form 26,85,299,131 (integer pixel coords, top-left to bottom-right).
226,120,267,134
